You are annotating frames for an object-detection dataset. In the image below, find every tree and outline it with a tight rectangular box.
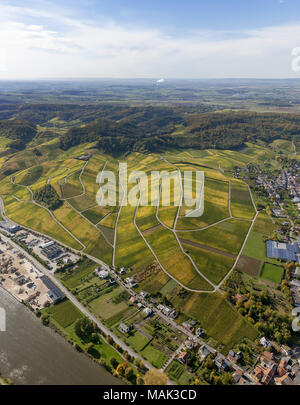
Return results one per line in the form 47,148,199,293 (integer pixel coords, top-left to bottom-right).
41,314,49,326
74,317,94,340
91,332,99,343
87,343,94,354
136,377,144,385
110,357,118,369
125,367,134,379
144,369,168,385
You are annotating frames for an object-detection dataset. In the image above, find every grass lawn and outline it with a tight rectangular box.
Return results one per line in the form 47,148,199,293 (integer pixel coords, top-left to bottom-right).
260,263,284,284
89,285,129,320
242,212,279,264
44,299,82,328
140,344,168,369
120,330,150,352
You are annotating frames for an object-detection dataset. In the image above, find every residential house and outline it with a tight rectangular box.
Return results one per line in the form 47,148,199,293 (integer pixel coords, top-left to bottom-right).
119,323,131,334
143,307,153,317
182,321,195,333
177,351,189,365
98,270,109,279
129,296,137,305
260,336,272,348
228,350,243,364
198,345,210,361
252,351,277,385
277,358,289,377
275,373,294,385
184,339,196,350
195,327,204,337
140,291,148,299
214,355,228,371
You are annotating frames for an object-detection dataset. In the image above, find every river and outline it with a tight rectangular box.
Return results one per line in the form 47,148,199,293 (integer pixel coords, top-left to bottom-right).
0,288,120,385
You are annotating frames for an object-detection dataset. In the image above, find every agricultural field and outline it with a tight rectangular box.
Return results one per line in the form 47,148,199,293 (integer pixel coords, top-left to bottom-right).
0,137,281,362
115,191,153,270
241,211,280,270
182,244,234,284
44,299,82,328
1,195,82,250
176,177,229,230
260,262,284,284
56,258,98,290
166,361,194,385
178,218,251,256
144,226,214,291
171,292,258,354
230,180,255,219
53,202,113,263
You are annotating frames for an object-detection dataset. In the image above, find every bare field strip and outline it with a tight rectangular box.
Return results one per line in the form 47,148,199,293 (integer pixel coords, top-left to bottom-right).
179,238,236,259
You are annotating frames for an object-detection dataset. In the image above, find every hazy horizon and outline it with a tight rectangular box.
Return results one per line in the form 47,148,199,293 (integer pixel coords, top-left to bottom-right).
0,1,300,79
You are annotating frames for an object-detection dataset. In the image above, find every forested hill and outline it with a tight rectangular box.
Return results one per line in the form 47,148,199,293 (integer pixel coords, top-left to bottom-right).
0,106,300,154
0,119,37,149
59,110,300,154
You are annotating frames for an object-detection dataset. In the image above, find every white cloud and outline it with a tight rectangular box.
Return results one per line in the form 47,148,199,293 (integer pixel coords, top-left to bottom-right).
0,4,299,78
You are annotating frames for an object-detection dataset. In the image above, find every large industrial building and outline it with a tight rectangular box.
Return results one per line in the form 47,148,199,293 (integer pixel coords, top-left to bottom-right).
0,220,20,234
266,240,300,262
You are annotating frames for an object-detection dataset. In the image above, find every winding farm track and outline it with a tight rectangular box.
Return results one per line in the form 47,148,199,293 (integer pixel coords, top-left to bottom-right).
2,150,261,294
0,148,270,384
147,155,259,292
0,149,267,381
9,177,86,250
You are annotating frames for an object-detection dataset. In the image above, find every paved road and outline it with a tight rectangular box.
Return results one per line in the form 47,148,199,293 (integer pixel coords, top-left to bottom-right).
0,231,157,375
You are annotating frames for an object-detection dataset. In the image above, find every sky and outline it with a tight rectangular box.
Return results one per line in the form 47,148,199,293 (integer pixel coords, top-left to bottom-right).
0,0,300,79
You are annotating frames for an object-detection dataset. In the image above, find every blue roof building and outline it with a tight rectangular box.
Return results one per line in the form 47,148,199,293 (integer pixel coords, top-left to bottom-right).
267,240,300,262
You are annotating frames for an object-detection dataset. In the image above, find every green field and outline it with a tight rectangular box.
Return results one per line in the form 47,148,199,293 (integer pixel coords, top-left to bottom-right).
45,299,82,328
242,211,278,263
176,176,230,230
260,263,284,284
140,344,168,369
115,201,153,270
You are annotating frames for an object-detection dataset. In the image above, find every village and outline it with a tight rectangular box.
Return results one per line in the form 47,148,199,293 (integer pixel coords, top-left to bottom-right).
92,263,300,385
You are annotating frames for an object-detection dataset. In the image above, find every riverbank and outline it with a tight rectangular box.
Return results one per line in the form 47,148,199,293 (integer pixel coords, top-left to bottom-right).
0,287,120,385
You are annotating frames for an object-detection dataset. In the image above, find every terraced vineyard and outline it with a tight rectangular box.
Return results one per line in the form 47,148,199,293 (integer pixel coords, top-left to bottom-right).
1,137,286,354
